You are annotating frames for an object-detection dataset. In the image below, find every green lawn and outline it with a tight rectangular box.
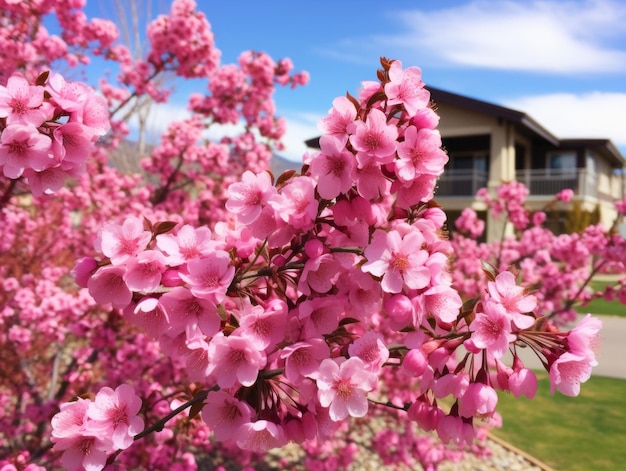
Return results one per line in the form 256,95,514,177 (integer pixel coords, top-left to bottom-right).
574,280,626,318
492,372,626,471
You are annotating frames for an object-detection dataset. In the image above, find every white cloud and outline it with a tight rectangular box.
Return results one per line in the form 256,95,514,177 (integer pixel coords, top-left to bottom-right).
378,0,626,74
504,91,626,147
275,111,324,162
125,101,192,142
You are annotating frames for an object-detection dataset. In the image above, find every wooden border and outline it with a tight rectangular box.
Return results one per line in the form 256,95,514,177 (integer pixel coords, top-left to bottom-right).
487,432,557,471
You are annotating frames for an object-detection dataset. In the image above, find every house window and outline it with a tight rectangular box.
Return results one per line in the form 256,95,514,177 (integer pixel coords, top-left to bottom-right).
450,154,487,171
548,151,577,173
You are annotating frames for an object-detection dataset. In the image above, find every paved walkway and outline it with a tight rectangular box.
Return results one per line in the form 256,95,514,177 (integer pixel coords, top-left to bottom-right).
517,314,626,380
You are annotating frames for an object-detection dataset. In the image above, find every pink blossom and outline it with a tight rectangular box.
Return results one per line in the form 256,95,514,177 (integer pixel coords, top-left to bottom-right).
123,250,166,292
298,251,339,295
51,399,113,471
615,196,626,215
52,122,95,171
395,126,447,183
358,80,382,104
549,351,596,396
51,398,91,440
532,211,547,226
159,287,220,338
179,333,213,381
297,297,343,338
432,372,469,399
487,271,537,329
348,332,389,372
385,294,415,327
98,216,152,266
235,299,287,350
346,268,383,319
269,176,318,230
403,348,429,377
226,170,275,224
124,297,171,339
87,384,144,450
392,174,438,208
0,124,52,178
556,188,574,203
46,73,89,113
236,420,286,452
316,357,378,421
75,92,110,136
454,208,485,239
362,229,430,293
179,250,235,303
156,224,216,266
201,391,253,442
567,314,602,359
309,135,356,199
349,108,398,165
72,257,98,288
23,167,67,197
508,366,538,399
408,400,441,432
318,96,357,145
470,300,516,358
458,382,498,418
0,75,47,126
280,338,330,383
420,285,463,325
411,106,440,130
354,160,390,200
437,414,474,447
384,60,430,116
208,333,267,388
87,266,132,309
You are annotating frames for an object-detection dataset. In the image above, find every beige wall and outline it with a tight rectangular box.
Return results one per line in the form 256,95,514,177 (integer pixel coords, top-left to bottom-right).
437,103,517,242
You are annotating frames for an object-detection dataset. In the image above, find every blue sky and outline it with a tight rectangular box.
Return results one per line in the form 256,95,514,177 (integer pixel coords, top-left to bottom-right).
84,0,626,162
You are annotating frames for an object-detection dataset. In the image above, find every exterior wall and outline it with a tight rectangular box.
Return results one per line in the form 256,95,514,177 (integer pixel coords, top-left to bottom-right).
436,103,517,242
436,102,497,138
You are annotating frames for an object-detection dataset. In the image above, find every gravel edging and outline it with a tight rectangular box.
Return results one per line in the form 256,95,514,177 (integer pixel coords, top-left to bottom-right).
262,430,556,471
437,433,555,471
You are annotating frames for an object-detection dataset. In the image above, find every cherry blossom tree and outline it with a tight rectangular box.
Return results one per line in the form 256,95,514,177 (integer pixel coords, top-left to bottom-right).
0,2,623,471
49,58,611,470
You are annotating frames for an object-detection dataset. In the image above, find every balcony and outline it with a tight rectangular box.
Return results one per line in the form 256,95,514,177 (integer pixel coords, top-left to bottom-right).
437,168,489,196
436,168,599,199
515,168,597,198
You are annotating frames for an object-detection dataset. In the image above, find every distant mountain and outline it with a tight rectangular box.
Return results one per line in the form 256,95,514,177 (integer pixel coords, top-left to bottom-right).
270,153,302,176
110,141,303,181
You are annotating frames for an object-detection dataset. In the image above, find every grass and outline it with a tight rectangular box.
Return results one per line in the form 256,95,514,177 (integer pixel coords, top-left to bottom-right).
574,280,626,318
492,371,626,471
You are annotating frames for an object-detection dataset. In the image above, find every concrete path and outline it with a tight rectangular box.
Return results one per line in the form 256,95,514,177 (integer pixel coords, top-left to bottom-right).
516,314,626,380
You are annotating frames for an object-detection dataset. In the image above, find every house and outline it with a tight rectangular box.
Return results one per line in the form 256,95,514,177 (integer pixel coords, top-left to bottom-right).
303,87,626,242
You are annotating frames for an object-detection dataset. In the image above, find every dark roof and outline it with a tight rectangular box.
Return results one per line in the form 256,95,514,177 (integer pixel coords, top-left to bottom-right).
559,138,625,167
427,87,559,146
304,136,320,149
304,86,625,168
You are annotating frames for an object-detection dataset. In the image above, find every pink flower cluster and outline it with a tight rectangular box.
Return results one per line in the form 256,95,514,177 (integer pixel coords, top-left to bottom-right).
0,0,119,84
146,0,220,79
50,384,144,471
54,59,603,467
451,181,626,324
0,72,110,195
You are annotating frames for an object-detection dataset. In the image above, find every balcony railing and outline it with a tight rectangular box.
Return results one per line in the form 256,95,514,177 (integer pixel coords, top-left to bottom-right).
436,168,599,198
437,168,489,196
515,168,597,198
